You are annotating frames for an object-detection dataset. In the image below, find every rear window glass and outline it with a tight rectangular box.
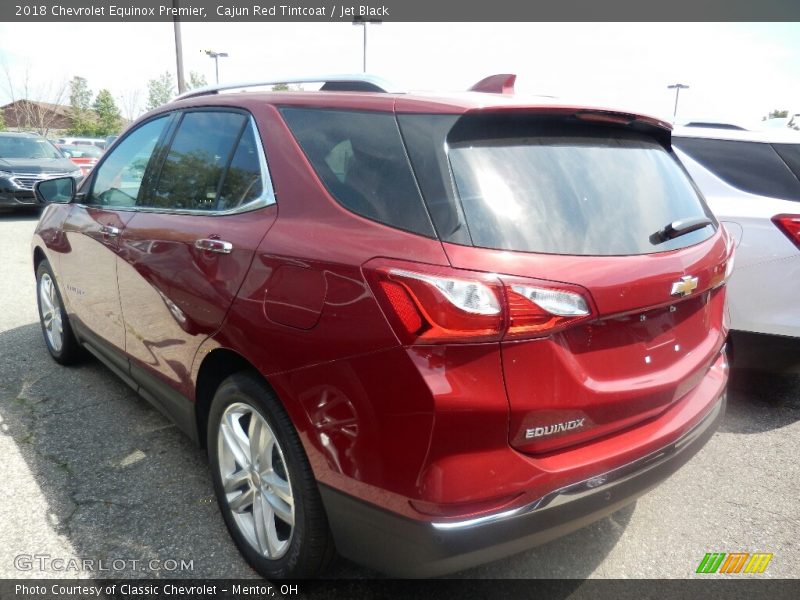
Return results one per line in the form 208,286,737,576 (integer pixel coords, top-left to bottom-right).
280,108,435,237
673,137,800,201
773,143,800,184
147,111,246,210
448,126,715,255
218,124,264,211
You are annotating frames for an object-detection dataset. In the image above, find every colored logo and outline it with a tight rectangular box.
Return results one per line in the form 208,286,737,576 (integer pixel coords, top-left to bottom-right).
696,552,773,574
671,275,699,297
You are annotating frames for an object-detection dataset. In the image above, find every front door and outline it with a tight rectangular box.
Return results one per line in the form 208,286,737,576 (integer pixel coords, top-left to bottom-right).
59,114,173,356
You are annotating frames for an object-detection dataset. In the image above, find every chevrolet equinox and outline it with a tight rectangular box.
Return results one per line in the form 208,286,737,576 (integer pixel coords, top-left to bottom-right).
32,74,732,578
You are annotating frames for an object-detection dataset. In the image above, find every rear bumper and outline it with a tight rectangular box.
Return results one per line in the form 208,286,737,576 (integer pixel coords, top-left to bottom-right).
320,390,726,577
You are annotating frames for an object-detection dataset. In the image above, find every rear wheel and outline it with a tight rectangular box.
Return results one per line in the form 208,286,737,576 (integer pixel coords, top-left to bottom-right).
207,372,334,579
36,260,83,364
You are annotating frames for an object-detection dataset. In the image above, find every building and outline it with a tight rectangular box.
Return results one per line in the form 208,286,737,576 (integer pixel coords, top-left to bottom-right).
1,100,74,134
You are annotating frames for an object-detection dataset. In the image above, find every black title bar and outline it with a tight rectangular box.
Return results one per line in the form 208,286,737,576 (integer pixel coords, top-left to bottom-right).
3,0,800,22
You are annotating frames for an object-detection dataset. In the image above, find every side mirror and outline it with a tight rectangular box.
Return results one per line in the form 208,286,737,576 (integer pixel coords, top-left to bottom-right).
35,176,75,204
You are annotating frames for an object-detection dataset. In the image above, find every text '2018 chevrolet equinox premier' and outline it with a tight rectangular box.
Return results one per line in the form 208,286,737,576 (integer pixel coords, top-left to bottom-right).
31,74,732,578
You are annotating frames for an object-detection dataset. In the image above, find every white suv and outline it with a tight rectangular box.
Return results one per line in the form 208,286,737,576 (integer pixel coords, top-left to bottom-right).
673,126,800,339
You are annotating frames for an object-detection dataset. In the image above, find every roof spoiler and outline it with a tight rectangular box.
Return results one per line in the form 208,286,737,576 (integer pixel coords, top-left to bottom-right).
468,74,516,95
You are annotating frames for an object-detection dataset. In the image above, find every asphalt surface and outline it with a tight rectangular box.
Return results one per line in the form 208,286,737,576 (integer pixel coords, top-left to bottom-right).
0,211,798,581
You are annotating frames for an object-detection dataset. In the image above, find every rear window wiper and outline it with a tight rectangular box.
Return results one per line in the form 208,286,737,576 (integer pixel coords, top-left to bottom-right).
650,217,713,245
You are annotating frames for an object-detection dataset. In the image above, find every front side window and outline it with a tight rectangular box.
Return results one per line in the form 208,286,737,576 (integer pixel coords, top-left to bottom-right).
89,116,170,207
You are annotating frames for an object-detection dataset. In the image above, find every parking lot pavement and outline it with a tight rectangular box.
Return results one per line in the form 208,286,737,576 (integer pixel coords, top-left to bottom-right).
1,212,798,580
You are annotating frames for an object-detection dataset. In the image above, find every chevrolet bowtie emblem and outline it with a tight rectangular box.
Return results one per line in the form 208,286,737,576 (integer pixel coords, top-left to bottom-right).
671,275,699,297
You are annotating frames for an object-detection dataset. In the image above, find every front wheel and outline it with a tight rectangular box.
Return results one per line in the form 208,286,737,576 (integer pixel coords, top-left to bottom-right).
207,372,335,579
36,259,83,364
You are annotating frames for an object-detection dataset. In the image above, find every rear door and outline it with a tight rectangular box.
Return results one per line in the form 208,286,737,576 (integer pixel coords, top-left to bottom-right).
116,109,277,414
399,111,731,453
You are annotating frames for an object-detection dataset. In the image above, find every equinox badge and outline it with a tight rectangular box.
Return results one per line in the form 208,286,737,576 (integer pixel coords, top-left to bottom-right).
670,275,699,297
526,418,586,439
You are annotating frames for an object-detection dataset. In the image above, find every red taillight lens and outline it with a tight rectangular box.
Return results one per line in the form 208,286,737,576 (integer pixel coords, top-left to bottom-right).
365,260,595,344
368,264,504,343
503,279,593,339
772,214,800,250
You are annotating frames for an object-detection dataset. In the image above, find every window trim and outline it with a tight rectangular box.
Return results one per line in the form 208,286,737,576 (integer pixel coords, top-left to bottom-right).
80,108,276,216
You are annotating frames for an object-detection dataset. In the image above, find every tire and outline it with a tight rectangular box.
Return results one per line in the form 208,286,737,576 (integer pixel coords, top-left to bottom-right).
207,372,335,579
35,259,84,365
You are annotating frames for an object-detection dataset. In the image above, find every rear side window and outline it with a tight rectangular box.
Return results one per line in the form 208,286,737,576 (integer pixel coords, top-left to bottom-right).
280,108,435,237
146,111,247,211
773,143,800,183
218,125,264,211
673,137,800,201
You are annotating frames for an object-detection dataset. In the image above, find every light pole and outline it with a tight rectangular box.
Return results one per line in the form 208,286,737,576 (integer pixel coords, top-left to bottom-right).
172,0,185,94
204,50,229,84
667,83,689,123
352,17,381,72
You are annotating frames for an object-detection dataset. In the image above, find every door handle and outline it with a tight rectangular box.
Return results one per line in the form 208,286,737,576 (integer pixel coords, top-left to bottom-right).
101,225,121,238
195,238,233,254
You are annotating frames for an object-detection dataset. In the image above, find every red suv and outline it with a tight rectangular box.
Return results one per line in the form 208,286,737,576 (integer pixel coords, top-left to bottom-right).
32,74,731,578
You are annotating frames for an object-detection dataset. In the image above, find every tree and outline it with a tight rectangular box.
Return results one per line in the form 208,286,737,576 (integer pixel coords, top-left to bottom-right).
69,76,91,112
67,76,97,135
118,88,141,122
271,83,290,91
764,109,789,121
187,71,207,91
93,89,122,136
147,72,176,110
0,110,5,131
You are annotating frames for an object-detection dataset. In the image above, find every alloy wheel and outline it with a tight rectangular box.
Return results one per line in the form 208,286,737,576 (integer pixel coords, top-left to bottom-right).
217,402,295,559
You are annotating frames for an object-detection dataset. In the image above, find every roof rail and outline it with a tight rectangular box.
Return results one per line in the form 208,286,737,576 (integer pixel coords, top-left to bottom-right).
173,74,404,101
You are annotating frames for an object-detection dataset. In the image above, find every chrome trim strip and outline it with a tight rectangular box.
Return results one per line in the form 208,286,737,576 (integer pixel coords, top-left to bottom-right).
432,392,725,531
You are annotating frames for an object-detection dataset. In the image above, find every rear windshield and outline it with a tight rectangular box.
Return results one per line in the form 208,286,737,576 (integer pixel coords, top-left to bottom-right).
446,123,715,255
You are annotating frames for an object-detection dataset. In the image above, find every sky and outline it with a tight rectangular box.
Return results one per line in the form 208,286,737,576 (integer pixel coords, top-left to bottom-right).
0,22,798,125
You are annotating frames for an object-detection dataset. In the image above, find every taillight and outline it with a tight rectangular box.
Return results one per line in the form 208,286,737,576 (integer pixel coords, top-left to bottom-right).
772,214,800,250
364,259,594,344
504,282,592,339
711,228,736,289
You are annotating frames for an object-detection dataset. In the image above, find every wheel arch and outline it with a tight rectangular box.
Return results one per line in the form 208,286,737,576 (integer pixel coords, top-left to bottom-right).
194,347,257,449
33,245,47,272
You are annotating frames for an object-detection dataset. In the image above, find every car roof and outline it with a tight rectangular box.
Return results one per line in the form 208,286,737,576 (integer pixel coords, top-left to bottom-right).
0,131,40,138
673,125,800,144
159,74,672,132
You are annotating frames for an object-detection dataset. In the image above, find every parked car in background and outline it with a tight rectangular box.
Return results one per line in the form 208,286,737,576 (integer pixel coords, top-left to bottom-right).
673,126,800,340
105,135,119,148
0,132,82,211
32,74,731,578
56,136,107,149
57,144,104,177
